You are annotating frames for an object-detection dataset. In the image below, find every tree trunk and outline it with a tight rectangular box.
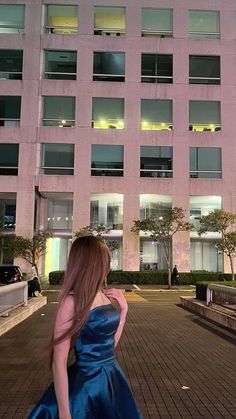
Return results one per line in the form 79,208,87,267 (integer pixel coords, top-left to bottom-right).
168,267,172,289
229,256,235,281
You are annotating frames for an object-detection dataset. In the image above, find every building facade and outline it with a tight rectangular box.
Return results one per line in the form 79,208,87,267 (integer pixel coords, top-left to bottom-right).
0,0,235,274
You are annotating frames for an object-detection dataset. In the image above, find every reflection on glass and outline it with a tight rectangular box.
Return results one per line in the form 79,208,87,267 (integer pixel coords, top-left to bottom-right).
41,144,74,175
94,7,125,36
0,50,23,80
91,145,123,177
92,98,124,129
0,96,21,127
0,5,25,34
190,147,222,179
0,144,19,175
44,50,77,80
189,100,221,131
46,5,78,34
189,55,220,85
141,54,173,83
140,146,173,178
93,52,125,82
189,10,220,39
141,8,172,37
43,96,75,127
141,99,173,130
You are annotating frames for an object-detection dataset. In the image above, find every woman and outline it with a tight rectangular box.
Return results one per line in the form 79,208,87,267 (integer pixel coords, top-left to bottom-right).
28,236,143,419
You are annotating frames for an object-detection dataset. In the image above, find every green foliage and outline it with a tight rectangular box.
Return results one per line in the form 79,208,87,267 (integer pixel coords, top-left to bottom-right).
74,224,119,252
48,269,232,286
196,281,236,301
199,209,236,281
4,230,52,266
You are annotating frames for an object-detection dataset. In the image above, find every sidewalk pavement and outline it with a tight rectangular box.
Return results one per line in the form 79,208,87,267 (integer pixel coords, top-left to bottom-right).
0,288,236,419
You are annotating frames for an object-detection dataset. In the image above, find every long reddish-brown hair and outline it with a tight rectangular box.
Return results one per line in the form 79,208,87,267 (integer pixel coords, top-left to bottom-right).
49,236,111,363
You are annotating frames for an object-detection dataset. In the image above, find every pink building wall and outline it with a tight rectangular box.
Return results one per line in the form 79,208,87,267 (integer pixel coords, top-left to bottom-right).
1,0,236,272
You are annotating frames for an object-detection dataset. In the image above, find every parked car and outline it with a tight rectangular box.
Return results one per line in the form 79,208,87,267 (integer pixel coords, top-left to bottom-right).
0,265,23,285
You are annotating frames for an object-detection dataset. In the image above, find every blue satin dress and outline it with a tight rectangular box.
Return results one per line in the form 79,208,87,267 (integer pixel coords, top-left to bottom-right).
28,304,143,419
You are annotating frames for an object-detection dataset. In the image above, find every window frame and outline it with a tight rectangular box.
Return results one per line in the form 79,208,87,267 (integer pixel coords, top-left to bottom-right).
41,143,75,175
140,146,173,178
0,96,21,127
45,4,78,35
94,6,126,36
141,8,173,38
93,51,125,82
141,53,173,84
189,55,220,85
0,50,23,80
188,10,220,39
189,147,222,179
0,144,19,176
91,144,124,177
44,50,77,80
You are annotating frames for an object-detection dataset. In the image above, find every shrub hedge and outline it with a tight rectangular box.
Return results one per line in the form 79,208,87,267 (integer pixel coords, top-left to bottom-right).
196,281,236,302
48,269,233,286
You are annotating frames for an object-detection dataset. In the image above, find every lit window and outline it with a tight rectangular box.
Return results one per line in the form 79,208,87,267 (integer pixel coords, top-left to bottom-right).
0,96,21,127
90,193,123,229
91,145,124,176
44,50,77,80
140,146,173,178
45,5,78,34
47,196,73,230
189,10,220,39
189,100,221,132
190,147,222,178
93,52,125,82
94,6,125,36
0,144,19,175
189,55,220,84
0,5,25,34
141,54,173,84
41,144,74,175
0,50,23,80
43,96,75,127
141,99,173,131
92,98,124,129
141,9,172,38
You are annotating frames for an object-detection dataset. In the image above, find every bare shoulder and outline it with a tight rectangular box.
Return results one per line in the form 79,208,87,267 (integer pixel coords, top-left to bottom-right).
57,294,75,322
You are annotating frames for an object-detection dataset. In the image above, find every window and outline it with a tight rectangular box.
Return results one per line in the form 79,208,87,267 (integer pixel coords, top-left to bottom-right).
41,144,74,175
141,54,173,84
0,196,16,229
45,5,78,34
0,5,25,34
91,145,124,176
92,98,124,129
44,50,77,80
47,198,73,230
140,146,172,178
0,144,19,175
191,240,223,271
43,96,75,127
0,50,23,80
189,10,220,39
189,195,221,233
189,55,220,84
189,100,221,131
93,52,125,82
90,193,123,229
94,7,125,36
190,147,222,178
141,9,172,38
140,194,172,220
0,96,21,127
141,99,173,130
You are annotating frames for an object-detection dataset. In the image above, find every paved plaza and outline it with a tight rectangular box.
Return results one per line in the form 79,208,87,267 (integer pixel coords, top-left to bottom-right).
0,287,236,419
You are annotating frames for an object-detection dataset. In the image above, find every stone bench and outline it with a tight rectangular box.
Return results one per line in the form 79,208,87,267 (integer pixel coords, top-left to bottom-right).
0,282,28,317
207,283,236,307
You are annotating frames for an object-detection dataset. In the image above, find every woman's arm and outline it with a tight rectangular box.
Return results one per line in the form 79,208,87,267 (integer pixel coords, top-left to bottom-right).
103,288,128,347
52,295,74,419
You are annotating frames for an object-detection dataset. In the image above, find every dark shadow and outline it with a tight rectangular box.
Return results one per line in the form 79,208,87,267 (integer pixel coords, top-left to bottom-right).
176,303,236,345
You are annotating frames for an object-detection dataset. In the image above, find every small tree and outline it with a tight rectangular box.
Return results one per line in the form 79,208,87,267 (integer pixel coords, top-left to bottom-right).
131,207,193,288
4,230,52,278
198,209,236,281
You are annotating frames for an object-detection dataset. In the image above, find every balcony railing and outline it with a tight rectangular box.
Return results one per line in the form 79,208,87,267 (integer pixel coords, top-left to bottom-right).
91,167,123,177
44,71,76,80
190,170,222,179
0,166,18,176
41,166,74,175
0,24,24,34
141,75,173,83
93,73,125,82
189,31,220,39
0,71,22,80
140,169,172,178
42,118,75,127
189,124,221,132
141,29,172,37
189,76,220,84
92,119,124,129
0,118,20,127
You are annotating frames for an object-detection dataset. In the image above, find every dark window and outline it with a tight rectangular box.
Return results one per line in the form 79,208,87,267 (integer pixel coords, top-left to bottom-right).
93,52,125,82
0,144,19,176
141,54,172,83
140,146,173,178
0,96,21,127
189,55,220,84
44,50,77,80
0,50,23,80
190,147,222,178
91,145,124,176
0,197,16,230
94,7,125,36
41,144,74,175
43,96,75,127
141,8,172,37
